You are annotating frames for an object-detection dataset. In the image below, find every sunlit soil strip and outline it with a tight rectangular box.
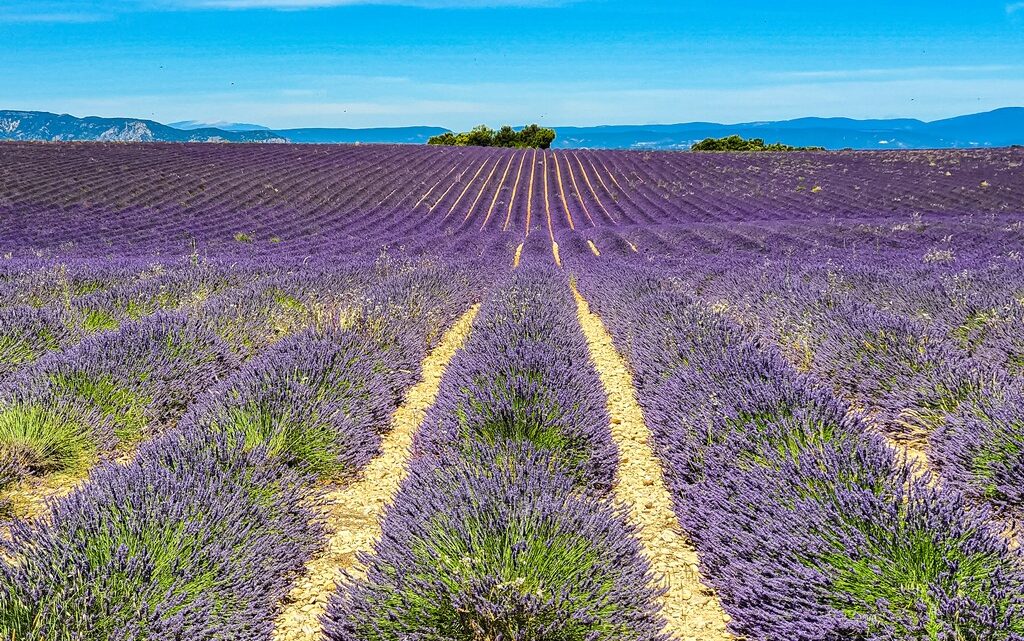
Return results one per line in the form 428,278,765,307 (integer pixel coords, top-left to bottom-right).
552,152,576,230
552,241,562,268
375,187,399,208
525,149,538,236
413,162,459,209
595,154,625,191
512,242,524,268
2,471,84,531
587,240,601,256
462,156,502,225
427,161,475,214
444,158,491,220
583,152,618,202
573,151,618,223
564,154,597,226
480,153,516,231
502,151,528,232
572,286,735,641
1,448,138,544
272,304,480,641
542,151,556,242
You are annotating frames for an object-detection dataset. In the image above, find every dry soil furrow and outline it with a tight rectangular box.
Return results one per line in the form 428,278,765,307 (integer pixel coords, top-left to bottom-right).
272,304,480,641
503,150,529,231
552,152,576,230
463,156,502,224
573,151,617,223
564,153,597,226
525,149,538,236
481,153,516,230
572,285,735,641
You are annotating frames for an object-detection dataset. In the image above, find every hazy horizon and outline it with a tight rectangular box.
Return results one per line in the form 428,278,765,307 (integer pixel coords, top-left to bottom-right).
6,105,1024,132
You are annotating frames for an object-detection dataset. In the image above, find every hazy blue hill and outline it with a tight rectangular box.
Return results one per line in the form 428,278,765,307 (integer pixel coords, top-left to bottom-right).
552,108,1024,149
2,108,1022,149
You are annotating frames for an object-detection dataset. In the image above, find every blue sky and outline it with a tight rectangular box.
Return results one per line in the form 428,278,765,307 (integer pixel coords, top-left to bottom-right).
2,0,1023,129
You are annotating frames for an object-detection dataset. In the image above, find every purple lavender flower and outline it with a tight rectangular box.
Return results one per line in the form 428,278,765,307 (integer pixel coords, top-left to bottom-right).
0,430,322,640
324,444,667,641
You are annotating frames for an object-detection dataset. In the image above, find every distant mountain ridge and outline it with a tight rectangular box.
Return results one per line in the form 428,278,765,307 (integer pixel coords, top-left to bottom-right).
0,111,288,143
2,108,1023,150
551,108,1024,150
0,111,446,145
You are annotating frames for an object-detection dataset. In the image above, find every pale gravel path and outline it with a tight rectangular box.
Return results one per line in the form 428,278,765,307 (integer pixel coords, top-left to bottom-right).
572,285,735,641
272,304,480,641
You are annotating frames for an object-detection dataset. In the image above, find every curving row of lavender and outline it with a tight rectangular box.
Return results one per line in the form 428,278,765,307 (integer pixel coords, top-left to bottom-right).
0,259,479,639
657,238,1024,529
325,268,667,641
1,142,1021,260
1,140,1022,639
574,261,1024,640
0,261,371,502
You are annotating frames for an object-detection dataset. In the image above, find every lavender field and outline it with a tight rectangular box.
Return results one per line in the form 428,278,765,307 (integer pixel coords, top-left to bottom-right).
1,141,1023,641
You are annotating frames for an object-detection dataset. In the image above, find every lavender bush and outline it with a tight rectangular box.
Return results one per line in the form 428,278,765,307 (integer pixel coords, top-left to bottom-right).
325,268,666,640
325,445,666,641
932,383,1024,523
0,305,80,379
575,262,1024,640
183,329,390,478
0,430,321,640
0,311,238,492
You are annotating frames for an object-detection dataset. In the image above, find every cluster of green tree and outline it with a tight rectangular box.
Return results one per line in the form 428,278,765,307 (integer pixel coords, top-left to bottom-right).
428,124,556,149
690,135,825,152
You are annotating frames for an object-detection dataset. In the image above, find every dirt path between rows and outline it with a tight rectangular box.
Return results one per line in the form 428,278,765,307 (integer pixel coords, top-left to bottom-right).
572,285,735,641
272,304,480,641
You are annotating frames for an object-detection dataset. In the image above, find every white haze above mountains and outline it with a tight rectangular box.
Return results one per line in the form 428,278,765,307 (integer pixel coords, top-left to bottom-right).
168,121,271,132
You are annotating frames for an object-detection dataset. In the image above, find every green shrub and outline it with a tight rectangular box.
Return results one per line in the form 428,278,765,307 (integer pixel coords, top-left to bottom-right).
428,124,556,149
691,135,824,152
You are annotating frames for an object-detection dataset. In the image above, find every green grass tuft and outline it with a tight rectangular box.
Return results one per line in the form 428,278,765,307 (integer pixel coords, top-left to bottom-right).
46,372,151,445
0,403,97,476
81,309,119,333
209,403,348,478
816,502,1018,639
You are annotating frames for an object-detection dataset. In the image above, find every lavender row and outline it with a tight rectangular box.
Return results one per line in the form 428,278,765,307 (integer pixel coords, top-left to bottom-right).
182,262,479,480
0,258,157,309
0,423,322,639
696,258,1024,523
574,262,1024,640
413,266,616,492
324,268,667,640
0,261,479,639
195,263,373,360
0,262,373,506
0,263,247,381
0,312,239,499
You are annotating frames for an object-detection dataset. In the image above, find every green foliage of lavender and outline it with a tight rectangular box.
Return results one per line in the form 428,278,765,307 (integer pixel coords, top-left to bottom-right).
325,269,667,640
574,263,1024,640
